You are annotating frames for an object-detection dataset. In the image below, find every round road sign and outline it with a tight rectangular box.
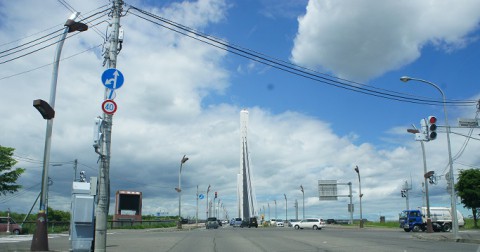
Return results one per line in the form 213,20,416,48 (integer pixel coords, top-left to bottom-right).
102,99,117,115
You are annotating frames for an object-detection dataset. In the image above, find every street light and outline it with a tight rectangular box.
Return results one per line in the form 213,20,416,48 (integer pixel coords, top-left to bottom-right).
268,203,270,221
31,12,87,251
206,184,211,218
176,155,189,229
354,166,364,228
407,127,434,233
274,200,277,220
284,194,287,223
300,185,305,220
400,76,459,239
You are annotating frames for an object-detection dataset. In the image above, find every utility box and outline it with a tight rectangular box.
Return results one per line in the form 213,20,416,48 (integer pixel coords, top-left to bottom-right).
70,178,96,251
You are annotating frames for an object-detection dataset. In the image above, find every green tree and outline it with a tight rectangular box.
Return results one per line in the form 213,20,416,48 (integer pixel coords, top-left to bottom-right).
455,169,480,228
0,146,25,195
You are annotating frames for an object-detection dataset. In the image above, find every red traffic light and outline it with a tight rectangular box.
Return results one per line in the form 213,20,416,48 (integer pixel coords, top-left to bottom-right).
215,192,217,198
428,116,437,124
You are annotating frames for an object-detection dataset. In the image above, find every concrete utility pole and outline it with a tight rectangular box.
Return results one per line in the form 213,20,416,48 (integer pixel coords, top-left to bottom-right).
403,180,412,210
95,1,122,251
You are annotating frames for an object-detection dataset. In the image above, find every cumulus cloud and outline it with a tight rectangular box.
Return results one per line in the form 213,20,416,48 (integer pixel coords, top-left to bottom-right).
291,0,480,82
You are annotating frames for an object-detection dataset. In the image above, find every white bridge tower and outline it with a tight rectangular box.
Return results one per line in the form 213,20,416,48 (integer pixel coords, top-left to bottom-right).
238,109,258,220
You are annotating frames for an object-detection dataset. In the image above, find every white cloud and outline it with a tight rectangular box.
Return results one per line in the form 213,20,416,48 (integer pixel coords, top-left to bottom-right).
291,0,480,82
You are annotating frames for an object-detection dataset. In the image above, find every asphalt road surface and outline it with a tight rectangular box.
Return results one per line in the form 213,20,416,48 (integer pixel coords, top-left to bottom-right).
1,226,479,251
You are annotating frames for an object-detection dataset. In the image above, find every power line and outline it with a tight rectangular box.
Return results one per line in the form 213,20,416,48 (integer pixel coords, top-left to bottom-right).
127,5,476,107
56,0,109,39
0,43,102,81
0,8,109,65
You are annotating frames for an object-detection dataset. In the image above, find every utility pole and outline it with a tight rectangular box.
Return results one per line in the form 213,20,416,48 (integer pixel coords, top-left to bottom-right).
403,180,412,210
73,159,78,181
95,0,122,251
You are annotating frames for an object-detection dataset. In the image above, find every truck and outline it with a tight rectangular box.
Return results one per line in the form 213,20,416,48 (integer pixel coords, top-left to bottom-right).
399,207,465,232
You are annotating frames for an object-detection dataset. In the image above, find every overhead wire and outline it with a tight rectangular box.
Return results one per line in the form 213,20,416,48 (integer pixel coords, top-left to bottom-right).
0,7,110,65
127,5,477,107
56,0,109,40
0,43,103,81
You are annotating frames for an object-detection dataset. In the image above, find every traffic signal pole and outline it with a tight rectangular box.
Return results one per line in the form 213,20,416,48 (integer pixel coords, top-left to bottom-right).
95,0,122,251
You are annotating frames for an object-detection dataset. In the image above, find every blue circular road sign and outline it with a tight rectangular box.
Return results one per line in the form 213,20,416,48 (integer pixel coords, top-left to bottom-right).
101,68,124,90
199,194,205,199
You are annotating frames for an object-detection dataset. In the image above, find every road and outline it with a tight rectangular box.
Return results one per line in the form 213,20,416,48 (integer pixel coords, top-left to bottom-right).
1,225,479,251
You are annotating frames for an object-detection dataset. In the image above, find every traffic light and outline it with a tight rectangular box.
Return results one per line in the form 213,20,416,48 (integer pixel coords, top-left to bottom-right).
401,190,406,198
215,192,217,198
427,116,437,140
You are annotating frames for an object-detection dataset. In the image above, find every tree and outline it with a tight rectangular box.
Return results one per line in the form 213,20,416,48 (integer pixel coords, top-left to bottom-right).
455,169,480,228
0,145,25,195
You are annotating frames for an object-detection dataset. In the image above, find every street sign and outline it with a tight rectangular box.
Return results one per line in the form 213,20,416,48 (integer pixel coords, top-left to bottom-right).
101,68,124,90
102,99,117,115
318,180,338,201
199,194,204,200
458,118,479,128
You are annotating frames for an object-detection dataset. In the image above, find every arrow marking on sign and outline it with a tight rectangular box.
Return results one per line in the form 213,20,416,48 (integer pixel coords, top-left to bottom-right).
105,70,120,89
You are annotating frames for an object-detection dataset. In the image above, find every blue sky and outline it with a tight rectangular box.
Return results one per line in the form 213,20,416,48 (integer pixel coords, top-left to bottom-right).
1,0,480,222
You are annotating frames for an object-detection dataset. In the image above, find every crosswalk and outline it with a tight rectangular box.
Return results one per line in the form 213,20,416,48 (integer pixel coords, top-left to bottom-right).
0,234,68,244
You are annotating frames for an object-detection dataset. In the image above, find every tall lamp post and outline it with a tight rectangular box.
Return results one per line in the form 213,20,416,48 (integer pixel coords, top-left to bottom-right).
176,155,189,229
31,12,87,251
268,203,270,221
284,194,287,222
400,76,459,239
354,166,364,228
274,200,277,220
300,185,305,220
206,184,211,218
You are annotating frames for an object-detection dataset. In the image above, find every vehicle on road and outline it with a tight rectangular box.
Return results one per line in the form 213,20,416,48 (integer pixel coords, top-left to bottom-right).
293,218,326,230
0,217,22,235
289,219,301,227
230,218,235,226
248,217,258,228
399,207,465,232
288,219,300,227
270,219,277,226
276,220,284,227
206,217,219,229
233,217,243,227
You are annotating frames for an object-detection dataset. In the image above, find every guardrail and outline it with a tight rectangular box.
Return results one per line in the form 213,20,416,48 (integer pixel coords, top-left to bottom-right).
17,220,179,234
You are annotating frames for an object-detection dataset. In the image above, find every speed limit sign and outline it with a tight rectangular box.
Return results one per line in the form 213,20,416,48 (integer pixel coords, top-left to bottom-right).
102,99,117,115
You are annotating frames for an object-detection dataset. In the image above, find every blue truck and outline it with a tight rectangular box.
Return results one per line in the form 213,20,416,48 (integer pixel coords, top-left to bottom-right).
399,207,465,232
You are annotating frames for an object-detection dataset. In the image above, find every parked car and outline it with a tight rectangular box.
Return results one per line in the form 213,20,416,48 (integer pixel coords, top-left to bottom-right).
293,218,326,230
270,219,277,226
233,217,242,227
276,219,284,227
0,217,22,235
206,217,219,229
